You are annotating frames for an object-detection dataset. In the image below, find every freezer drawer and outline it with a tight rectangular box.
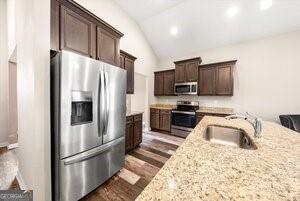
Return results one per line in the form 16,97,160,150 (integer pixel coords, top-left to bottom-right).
59,137,125,201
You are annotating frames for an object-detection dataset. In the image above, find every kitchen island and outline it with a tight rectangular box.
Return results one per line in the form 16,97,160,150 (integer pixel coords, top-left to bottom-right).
136,116,300,200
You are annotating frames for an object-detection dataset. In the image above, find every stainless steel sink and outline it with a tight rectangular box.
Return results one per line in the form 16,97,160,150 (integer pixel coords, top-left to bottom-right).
204,125,257,150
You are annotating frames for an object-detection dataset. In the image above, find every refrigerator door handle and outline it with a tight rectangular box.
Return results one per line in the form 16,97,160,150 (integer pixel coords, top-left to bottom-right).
103,71,109,136
63,137,124,165
98,70,105,137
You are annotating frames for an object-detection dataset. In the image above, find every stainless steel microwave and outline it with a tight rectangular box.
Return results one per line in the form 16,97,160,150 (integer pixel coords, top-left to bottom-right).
174,82,198,95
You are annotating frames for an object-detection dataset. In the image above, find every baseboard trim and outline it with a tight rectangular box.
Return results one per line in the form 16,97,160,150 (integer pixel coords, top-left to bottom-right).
7,143,19,150
16,171,27,190
0,142,8,148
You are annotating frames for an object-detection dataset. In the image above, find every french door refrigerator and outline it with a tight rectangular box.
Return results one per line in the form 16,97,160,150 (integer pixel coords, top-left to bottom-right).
51,51,126,201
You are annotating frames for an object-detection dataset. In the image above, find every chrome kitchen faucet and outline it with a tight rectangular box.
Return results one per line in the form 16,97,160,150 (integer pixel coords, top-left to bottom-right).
225,112,262,138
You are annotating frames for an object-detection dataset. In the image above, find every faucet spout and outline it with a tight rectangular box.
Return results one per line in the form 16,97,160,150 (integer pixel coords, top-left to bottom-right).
225,113,263,138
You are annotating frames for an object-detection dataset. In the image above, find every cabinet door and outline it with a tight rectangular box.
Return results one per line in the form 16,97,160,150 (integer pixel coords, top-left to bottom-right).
125,122,133,152
125,116,133,152
196,113,205,124
60,5,96,58
159,110,171,132
215,65,233,96
150,109,160,129
119,54,125,69
51,0,59,51
185,61,198,82
133,120,143,147
154,72,164,96
163,71,175,96
175,64,186,83
97,27,120,66
198,67,215,95
124,57,134,94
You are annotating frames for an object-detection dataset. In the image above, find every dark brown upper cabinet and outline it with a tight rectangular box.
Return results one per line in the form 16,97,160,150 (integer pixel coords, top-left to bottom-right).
120,50,137,94
198,60,236,96
97,27,120,66
215,65,233,95
120,54,124,69
174,57,202,83
154,70,175,96
198,66,215,95
154,71,164,96
51,0,123,62
60,5,96,58
163,70,175,96
174,64,186,83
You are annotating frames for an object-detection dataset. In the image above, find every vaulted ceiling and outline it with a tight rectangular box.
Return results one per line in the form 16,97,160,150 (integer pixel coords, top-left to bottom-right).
114,0,300,61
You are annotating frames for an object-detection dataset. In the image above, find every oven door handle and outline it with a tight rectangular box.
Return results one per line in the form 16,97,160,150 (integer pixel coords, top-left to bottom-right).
172,110,196,115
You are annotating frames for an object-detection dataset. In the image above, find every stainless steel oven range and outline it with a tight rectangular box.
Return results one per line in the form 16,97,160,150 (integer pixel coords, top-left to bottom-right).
171,101,199,138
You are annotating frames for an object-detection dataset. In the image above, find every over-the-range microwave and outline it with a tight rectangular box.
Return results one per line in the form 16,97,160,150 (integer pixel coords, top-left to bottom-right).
174,82,198,95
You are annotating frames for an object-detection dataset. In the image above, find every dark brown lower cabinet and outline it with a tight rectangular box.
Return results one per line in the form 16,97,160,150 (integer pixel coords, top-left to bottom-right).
159,110,171,132
150,108,160,129
150,108,171,133
125,116,134,152
133,115,143,147
125,114,143,153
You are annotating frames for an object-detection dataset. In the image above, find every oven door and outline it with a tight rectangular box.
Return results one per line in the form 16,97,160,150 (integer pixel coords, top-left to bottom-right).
171,110,196,128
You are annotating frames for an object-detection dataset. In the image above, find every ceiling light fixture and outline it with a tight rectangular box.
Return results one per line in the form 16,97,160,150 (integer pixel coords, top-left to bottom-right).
227,6,239,17
170,26,178,36
260,0,273,11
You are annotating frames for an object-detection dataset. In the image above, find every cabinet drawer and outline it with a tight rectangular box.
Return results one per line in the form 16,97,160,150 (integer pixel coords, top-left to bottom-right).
134,114,142,122
126,116,133,124
150,108,160,114
160,109,171,115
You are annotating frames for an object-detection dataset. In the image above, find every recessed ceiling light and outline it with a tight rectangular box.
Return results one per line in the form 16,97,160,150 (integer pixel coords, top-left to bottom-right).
170,26,178,36
260,0,273,11
227,6,239,17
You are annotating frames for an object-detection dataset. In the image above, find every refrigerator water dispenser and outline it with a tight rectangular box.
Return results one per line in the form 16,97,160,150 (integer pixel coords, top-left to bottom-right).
71,91,93,125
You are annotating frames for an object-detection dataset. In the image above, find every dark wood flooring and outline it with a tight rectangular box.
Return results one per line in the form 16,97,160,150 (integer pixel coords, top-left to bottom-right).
82,131,184,201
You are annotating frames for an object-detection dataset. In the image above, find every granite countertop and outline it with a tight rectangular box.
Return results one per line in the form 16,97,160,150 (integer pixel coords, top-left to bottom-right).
136,116,300,200
150,104,176,110
197,107,234,115
126,110,143,117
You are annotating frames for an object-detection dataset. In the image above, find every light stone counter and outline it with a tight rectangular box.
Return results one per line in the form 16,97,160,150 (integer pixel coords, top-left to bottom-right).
126,110,143,117
136,116,300,201
150,104,176,110
197,107,234,115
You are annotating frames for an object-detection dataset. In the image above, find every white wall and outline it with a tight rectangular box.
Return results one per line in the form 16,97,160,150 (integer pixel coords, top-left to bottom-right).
16,0,51,200
6,0,16,59
75,0,158,128
157,31,300,121
0,0,9,146
131,73,148,129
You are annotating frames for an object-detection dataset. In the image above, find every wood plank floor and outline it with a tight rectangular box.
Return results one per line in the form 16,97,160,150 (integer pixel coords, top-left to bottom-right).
82,131,184,201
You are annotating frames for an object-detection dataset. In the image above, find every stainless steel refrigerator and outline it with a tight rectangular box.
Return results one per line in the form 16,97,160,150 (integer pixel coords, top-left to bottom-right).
51,51,126,201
